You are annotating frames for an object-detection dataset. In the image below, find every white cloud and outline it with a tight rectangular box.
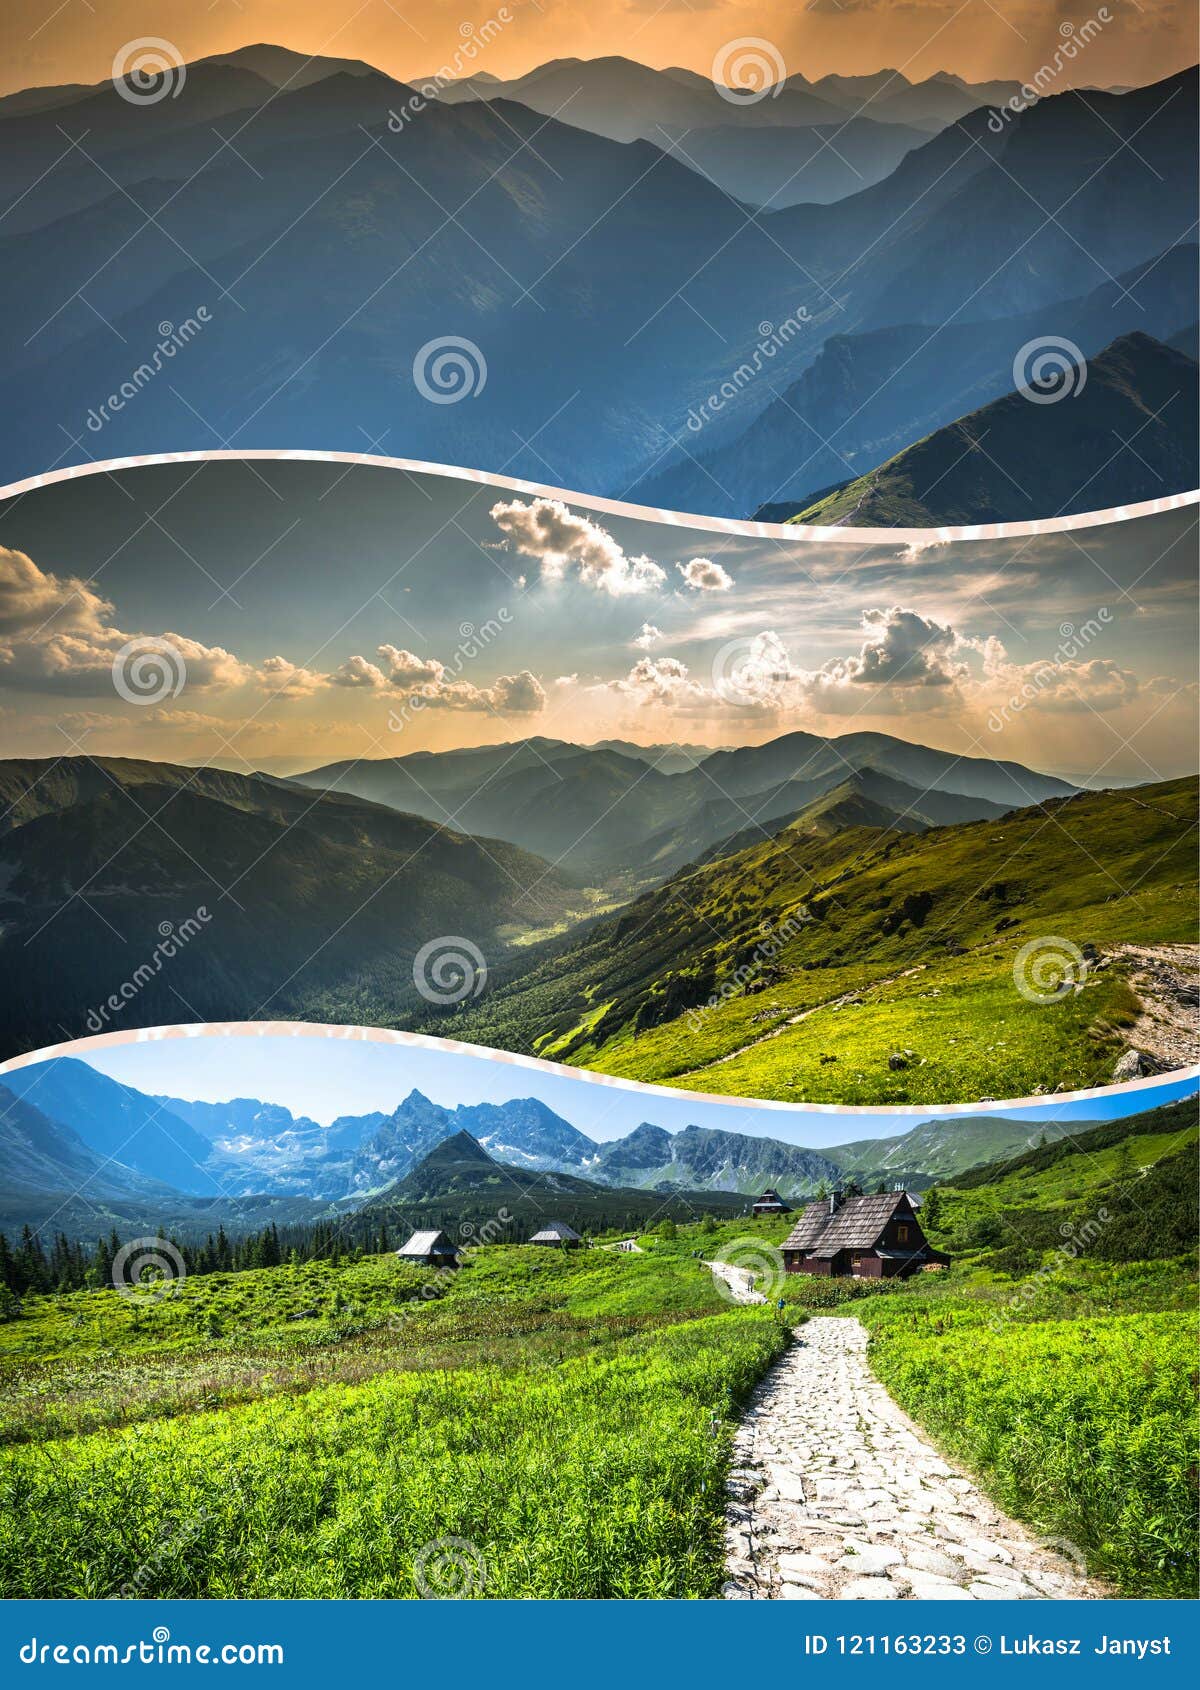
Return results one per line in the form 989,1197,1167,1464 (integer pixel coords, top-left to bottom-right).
823,605,970,690
328,644,545,716
490,498,667,596
609,655,728,716
676,557,733,592
0,544,257,699
0,546,111,639
329,654,389,689
255,655,326,698
632,622,663,649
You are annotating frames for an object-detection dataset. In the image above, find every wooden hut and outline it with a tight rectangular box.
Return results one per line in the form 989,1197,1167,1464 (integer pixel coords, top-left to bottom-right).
780,1190,948,1279
529,1220,583,1248
396,1228,460,1267
751,1187,793,1217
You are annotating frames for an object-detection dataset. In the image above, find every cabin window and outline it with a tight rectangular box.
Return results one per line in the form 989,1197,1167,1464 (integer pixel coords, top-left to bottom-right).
897,1224,909,1243
851,1252,862,1266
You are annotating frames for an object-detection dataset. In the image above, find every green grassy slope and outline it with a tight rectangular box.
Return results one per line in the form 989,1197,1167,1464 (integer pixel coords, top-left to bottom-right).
787,332,1199,527
453,776,1197,1103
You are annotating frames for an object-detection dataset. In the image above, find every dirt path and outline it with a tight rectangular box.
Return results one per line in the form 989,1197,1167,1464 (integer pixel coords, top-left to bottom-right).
704,1260,766,1304
723,1317,1103,1601
1110,943,1199,1075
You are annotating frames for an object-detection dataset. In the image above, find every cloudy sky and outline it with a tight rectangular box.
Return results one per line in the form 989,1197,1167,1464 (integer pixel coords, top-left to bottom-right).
3,0,1191,99
0,458,1195,785
72,1030,1199,1143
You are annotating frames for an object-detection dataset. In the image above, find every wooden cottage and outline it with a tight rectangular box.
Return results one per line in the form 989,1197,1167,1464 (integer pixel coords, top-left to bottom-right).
396,1228,460,1267
751,1187,793,1217
529,1220,583,1248
781,1190,948,1279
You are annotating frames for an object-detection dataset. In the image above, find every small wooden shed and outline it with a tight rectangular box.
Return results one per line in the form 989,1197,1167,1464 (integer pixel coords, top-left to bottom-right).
751,1187,793,1217
396,1228,460,1267
530,1220,583,1248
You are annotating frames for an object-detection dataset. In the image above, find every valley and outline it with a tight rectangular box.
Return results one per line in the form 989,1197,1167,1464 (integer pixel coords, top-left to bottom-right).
451,774,1199,1103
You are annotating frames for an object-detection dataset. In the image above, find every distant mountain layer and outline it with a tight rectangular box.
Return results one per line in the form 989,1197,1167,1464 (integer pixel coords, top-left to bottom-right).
0,47,1191,504
0,758,583,1057
787,333,1200,526
427,55,933,206
357,1128,751,1233
295,729,1073,885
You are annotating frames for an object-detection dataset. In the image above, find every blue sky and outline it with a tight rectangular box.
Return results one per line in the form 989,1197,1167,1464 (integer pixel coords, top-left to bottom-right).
80,1033,1198,1149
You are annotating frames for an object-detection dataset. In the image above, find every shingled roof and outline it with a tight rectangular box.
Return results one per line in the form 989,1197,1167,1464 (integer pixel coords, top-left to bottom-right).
782,1191,911,1257
530,1220,582,1244
396,1229,458,1259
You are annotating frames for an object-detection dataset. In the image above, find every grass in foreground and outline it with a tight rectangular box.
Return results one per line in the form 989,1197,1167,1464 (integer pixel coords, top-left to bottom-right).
0,1310,786,1599
0,1246,725,1445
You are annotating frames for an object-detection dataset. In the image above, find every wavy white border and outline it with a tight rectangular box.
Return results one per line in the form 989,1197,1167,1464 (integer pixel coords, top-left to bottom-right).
1,1019,1194,1124
2,450,1197,544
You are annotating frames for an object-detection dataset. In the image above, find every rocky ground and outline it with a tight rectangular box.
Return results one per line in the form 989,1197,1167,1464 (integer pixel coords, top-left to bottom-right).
722,1316,1103,1601
1111,943,1200,1077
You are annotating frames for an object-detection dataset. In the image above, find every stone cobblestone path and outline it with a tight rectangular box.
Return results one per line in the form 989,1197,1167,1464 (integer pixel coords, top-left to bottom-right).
723,1316,1103,1601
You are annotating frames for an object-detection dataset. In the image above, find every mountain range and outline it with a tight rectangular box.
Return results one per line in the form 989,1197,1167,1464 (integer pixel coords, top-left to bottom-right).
295,728,1075,886
0,1051,1100,1242
0,46,1193,517
0,730,1104,1063
780,332,1200,526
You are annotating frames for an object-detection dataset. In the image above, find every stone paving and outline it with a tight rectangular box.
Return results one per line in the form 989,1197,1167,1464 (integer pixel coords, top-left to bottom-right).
722,1316,1102,1602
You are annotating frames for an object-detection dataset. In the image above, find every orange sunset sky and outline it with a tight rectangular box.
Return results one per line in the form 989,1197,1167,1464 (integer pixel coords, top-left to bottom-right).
3,0,1193,99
